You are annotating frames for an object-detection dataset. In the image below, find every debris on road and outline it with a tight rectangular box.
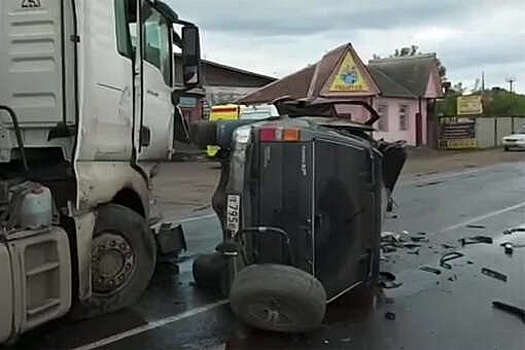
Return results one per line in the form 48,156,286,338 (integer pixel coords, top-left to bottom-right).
466,224,486,229
441,243,457,249
385,312,396,320
340,337,352,343
410,235,429,242
406,248,420,255
403,243,421,249
481,267,508,282
503,243,514,255
440,252,465,270
459,236,493,246
381,281,403,289
492,301,525,323
381,244,398,253
503,227,525,235
419,266,442,275
379,271,403,289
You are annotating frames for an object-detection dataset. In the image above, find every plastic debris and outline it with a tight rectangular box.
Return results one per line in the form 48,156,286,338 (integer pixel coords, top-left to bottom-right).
385,312,396,320
411,235,429,242
481,267,508,282
492,301,525,323
459,236,493,246
466,224,486,229
381,281,403,289
503,243,514,255
440,252,465,270
419,265,442,275
442,243,457,249
503,227,525,235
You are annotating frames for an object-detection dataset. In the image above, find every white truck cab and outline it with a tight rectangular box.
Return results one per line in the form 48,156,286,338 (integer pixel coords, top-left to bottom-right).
0,0,201,343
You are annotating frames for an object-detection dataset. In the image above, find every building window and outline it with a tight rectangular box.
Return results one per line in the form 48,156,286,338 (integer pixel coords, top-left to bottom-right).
399,104,409,131
377,104,388,131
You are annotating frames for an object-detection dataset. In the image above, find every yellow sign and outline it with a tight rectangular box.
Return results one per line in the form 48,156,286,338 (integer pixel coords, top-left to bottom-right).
329,53,369,92
457,96,483,115
439,138,478,150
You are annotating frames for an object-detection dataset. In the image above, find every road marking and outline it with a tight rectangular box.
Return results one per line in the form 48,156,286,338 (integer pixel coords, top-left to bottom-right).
439,200,525,233
70,299,229,350
177,213,217,223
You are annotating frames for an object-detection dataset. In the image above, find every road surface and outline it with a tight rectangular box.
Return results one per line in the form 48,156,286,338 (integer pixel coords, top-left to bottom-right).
10,160,525,350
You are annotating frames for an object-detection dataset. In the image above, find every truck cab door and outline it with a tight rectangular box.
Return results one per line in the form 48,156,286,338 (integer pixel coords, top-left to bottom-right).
136,3,175,162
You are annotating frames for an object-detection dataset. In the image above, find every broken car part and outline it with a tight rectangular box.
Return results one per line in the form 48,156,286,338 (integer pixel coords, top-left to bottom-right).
503,227,525,235
419,266,442,275
466,224,486,229
385,312,396,320
440,252,465,270
459,236,493,246
492,301,525,323
481,268,508,282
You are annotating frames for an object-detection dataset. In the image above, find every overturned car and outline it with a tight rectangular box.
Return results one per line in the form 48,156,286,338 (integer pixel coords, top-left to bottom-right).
191,99,406,332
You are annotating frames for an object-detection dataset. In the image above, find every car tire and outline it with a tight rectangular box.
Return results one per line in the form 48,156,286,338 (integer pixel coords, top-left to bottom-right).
504,146,510,151
229,264,327,333
69,204,157,320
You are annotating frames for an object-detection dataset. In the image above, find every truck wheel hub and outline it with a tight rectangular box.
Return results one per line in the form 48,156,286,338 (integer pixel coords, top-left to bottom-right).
92,232,135,295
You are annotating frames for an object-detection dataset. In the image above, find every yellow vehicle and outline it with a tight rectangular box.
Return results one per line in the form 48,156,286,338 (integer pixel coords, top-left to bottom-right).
207,104,242,156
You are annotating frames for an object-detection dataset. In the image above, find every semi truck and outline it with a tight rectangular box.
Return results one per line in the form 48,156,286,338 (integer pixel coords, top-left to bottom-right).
0,0,201,343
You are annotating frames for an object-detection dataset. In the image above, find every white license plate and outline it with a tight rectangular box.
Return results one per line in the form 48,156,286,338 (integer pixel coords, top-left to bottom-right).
226,195,241,234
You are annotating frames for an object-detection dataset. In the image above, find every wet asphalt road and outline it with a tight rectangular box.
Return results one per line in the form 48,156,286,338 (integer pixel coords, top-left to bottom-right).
10,160,525,350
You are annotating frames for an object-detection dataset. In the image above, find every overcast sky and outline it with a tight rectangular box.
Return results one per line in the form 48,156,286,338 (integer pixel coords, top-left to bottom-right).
168,0,525,93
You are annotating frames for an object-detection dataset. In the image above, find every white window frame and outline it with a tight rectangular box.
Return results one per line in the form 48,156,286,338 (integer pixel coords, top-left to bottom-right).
377,104,388,131
399,104,409,131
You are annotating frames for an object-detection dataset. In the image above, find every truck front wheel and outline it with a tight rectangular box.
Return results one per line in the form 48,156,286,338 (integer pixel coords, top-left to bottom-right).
70,204,156,319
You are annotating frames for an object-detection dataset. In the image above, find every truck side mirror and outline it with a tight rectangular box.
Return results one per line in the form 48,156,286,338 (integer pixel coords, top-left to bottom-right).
182,26,201,88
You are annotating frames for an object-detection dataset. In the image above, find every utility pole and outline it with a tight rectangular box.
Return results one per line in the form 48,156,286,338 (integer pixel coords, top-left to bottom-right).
481,71,485,93
506,76,516,94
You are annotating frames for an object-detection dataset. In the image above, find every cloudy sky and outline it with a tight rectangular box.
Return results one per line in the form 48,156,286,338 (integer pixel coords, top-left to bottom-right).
168,0,525,93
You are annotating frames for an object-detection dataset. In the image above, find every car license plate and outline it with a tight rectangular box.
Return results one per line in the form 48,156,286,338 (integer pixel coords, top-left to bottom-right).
226,195,241,234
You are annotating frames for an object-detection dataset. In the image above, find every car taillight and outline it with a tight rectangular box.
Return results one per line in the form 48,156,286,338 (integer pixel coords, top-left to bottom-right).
259,127,301,142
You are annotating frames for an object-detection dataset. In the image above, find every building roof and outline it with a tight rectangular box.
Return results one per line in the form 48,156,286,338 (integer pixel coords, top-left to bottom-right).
175,54,276,88
368,54,442,98
239,43,380,104
239,48,444,104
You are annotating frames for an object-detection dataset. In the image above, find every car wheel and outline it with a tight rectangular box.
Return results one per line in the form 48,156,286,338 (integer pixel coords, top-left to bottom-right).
504,146,510,151
70,204,156,319
230,264,326,333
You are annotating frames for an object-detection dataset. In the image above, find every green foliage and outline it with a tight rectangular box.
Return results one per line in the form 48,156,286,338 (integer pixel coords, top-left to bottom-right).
484,90,525,117
434,88,525,117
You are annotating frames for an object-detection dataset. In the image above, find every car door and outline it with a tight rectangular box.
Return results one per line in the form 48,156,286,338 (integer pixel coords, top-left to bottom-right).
137,4,174,161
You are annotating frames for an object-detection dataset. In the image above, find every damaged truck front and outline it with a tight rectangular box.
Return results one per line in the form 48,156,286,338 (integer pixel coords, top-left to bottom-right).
0,0,201,343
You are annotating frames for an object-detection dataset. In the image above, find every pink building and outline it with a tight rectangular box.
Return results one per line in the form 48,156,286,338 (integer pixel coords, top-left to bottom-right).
240,44,443,146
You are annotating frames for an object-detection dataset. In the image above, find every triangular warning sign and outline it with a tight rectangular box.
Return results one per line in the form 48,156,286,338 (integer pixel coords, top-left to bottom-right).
329,52,369,92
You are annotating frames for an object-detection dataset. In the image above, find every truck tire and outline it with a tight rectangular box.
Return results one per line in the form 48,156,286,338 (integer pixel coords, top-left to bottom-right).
190,121,217,148
70,204,156,320
193,252,229,296
229,264,326,333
